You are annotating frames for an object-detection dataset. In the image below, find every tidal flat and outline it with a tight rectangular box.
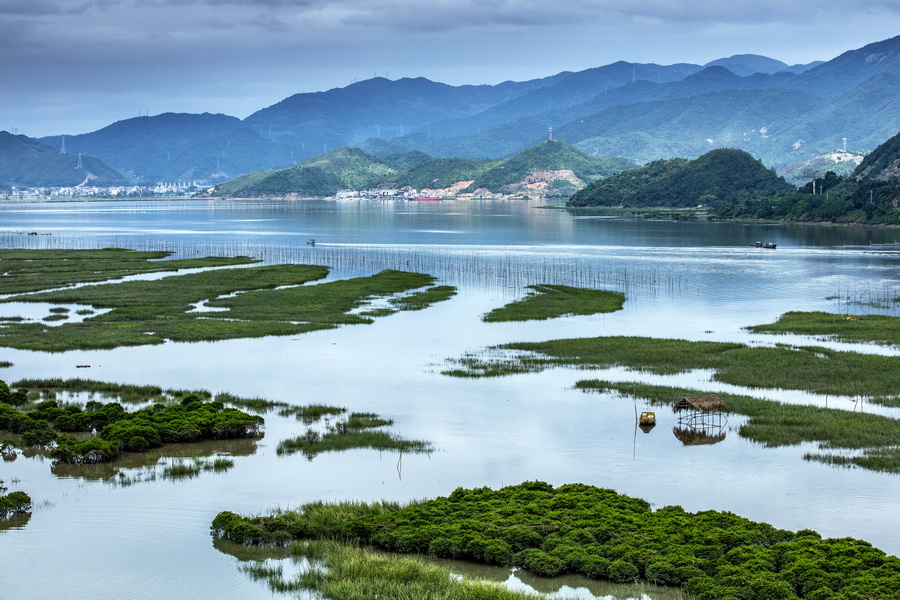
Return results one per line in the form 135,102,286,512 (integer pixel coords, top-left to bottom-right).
2,198,900,600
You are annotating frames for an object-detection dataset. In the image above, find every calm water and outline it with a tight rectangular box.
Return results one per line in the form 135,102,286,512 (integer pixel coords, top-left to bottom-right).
1,198,900,600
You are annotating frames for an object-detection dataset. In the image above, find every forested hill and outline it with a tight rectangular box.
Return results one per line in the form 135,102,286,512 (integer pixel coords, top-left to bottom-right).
0,131,127,189
567,149,795,209
210,141,634,198
568,133,900,225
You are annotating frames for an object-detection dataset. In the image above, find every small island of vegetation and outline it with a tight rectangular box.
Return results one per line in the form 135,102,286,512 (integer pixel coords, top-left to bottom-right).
211,481,900,600
483,284,625,322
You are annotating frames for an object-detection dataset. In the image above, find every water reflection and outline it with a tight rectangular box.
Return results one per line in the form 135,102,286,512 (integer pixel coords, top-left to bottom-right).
0,511,31,532
49,437,258,483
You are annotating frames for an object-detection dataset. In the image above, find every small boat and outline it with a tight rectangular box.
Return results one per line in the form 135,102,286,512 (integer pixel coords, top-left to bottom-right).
410,197,443,202
306,239,316,246
753,241,776,249
638,411,656,427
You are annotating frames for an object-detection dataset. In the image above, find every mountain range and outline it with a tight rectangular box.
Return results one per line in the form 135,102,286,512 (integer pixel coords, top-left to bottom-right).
4,34,899,188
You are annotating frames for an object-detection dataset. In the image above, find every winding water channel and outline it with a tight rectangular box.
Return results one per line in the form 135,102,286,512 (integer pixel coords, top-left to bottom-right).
1,198,900,599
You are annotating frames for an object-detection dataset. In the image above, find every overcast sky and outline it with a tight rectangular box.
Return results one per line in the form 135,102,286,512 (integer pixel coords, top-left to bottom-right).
3,0,900,137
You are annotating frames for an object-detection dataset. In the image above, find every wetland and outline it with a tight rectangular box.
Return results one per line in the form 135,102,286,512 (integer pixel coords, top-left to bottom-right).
2,198,900,599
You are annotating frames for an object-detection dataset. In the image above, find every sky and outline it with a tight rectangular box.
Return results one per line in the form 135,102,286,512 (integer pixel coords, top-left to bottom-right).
3,0,900,138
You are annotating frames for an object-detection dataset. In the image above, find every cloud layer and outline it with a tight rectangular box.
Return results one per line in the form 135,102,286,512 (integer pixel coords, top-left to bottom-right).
3,0,900,136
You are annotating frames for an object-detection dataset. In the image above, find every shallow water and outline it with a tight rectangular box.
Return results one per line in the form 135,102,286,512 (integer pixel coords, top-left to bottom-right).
1,198,900,599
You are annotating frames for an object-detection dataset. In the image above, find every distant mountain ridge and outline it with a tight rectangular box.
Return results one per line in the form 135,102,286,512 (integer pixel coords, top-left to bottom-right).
19,34,900,187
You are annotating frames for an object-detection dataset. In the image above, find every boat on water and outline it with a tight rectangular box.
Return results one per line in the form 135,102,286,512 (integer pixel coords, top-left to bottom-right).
410,197,443,202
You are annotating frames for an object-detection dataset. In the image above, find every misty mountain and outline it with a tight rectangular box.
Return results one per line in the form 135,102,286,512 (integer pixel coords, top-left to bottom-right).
24,34,900,186
0,131,127,188
703,54,790,76
39,112,243,181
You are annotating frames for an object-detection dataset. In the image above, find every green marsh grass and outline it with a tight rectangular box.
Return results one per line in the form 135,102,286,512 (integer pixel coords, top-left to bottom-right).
13,378,166,404
747,310,900,346
390,284,458,311
0,259,449,351
0,248,258,294
445,335,900,400
483,284,625,322
214,392,346,422
276,419,432,458
162,460,202,479
293,541,561,600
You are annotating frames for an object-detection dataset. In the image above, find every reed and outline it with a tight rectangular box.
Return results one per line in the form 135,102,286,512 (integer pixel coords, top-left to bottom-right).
162,460,202,479
293,542,549,600
277,429,431,458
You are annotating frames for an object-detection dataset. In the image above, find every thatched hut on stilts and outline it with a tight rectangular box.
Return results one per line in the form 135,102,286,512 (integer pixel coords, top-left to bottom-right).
672,394,728,446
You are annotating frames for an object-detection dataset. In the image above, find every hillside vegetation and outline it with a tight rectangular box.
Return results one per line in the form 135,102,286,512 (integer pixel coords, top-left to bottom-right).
717,131,900,223
568,148,795,209
211,141,633,198
568,133,900,225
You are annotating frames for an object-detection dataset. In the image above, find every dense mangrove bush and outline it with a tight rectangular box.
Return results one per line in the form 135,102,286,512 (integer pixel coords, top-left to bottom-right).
0,380,263,464
0,490,32,519
211,481,900,600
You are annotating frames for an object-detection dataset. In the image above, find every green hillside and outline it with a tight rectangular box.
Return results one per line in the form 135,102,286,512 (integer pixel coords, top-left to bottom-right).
568,148,794,209
714,132,900,223
393,158,496,189
854,129,900,180
211,166,342,198
0,132,127,188
209,141,633,198
467,140,635,192
211,147,395,197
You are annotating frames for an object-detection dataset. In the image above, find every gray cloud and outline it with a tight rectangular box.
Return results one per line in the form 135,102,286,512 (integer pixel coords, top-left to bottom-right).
2,0,900,136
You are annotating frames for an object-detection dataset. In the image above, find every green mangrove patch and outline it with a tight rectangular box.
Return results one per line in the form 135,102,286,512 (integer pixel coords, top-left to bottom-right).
0,248,258,294
212,481,900,600
444,335,900,401
3,378,433,473
747,311,900,347
0,478,31,520
0,256,455,350
483,284,625,322
0,386,263,464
